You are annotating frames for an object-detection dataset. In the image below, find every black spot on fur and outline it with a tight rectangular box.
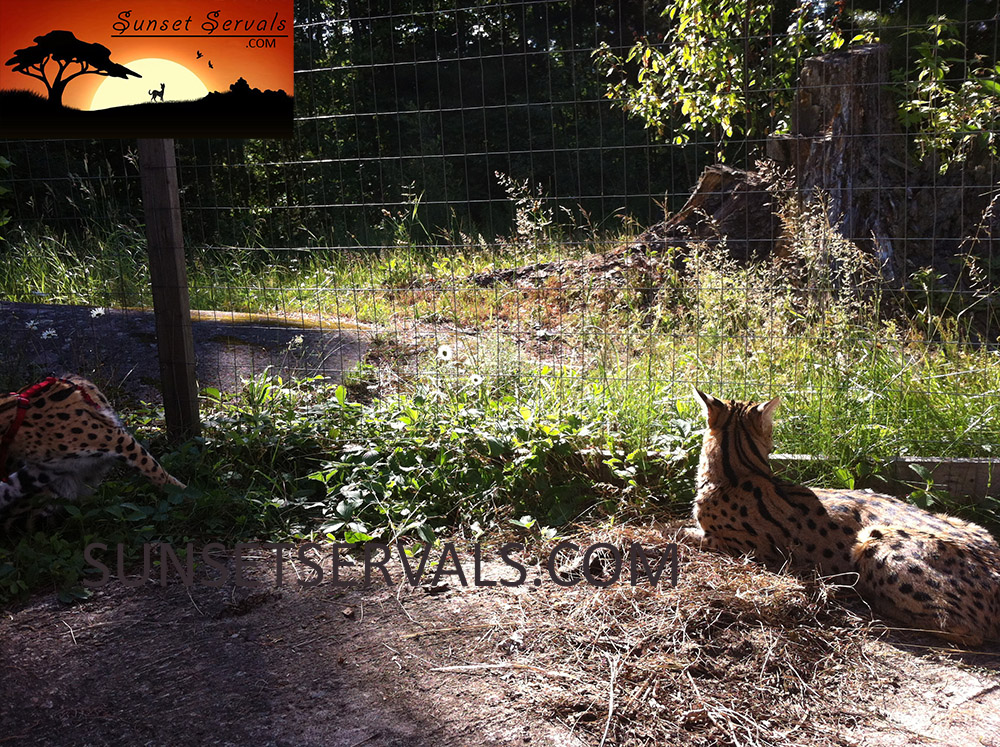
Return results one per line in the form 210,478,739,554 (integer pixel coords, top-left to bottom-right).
50,386,78,402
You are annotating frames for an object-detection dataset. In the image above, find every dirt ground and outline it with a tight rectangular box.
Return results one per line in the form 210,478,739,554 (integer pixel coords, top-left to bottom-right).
2,535,998,747
1,549,583,747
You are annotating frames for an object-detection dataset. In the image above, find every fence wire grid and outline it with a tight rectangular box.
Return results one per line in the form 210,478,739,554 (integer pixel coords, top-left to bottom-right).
1,1,1000,487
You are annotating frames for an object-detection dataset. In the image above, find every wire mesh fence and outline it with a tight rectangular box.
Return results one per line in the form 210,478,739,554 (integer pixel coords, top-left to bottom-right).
1,1,999,488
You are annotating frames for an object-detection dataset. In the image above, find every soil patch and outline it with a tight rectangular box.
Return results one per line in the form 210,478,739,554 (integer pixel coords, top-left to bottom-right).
1,548,582,747
2,524,998,746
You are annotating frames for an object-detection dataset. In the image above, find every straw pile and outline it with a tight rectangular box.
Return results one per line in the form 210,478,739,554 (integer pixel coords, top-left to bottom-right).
481,519,894,746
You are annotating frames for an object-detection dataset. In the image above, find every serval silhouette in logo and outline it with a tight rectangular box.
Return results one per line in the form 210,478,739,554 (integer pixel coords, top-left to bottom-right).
149,83,165,102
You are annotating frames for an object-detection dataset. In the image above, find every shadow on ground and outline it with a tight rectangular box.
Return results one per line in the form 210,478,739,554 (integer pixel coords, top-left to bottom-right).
0,553,583,747
0,302,369,400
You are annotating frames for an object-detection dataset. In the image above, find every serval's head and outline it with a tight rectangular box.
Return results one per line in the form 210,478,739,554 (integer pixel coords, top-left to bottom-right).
692,388,781,475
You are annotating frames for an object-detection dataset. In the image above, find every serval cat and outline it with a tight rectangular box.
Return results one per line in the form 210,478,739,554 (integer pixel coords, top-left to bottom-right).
685,388,1000,646
1,376,184,519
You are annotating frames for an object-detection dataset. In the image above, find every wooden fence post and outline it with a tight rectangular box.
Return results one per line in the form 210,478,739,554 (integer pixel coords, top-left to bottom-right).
138,138,201,439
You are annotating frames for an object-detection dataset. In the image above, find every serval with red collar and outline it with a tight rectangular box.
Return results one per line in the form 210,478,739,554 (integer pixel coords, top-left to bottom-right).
1,375,184,518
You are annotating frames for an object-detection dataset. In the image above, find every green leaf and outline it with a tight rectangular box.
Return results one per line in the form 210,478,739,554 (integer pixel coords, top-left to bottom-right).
833,467,855,490
978,79,1000,96
485,436,506,457
909,464,934,484
58,586,93,603
344,530,374,544
509,515,536,529
416,524,436,543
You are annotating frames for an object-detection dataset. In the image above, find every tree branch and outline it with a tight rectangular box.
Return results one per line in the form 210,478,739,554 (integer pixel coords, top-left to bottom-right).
62,64,94,85
18,69,48,86
50,58,70,87
22,60,54,94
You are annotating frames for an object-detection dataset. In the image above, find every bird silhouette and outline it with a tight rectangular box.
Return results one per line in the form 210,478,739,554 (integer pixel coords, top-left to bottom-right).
208,60,213,68
196,50,203,59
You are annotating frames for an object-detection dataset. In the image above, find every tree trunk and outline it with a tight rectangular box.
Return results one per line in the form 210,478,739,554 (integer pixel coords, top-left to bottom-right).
767,44,905,280
626,164,782,263
627,46,905,274
49,77,68,107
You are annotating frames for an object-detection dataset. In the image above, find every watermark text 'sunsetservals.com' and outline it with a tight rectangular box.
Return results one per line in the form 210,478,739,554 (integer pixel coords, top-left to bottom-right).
83,541,679,589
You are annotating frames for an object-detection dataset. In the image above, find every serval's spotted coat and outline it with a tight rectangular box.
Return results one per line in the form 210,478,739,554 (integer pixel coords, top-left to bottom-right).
1,376,184,519
686,389,1000,646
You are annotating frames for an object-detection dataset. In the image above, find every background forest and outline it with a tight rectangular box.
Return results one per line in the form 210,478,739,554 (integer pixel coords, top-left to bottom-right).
2,0,996,252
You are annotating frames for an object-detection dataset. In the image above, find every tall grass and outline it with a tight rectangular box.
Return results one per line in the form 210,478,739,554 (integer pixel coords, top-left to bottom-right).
4,183,1000,471
2,181,999,552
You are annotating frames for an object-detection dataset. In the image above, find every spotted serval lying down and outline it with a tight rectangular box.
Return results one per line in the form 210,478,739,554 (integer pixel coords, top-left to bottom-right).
686,388,1000,646
0,376,184,517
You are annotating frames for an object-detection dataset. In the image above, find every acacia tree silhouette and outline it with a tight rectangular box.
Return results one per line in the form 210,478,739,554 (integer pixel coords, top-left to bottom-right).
4,30,140,106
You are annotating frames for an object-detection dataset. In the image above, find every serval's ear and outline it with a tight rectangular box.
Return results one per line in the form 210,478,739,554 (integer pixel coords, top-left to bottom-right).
755,396,781,427
692,386,725,427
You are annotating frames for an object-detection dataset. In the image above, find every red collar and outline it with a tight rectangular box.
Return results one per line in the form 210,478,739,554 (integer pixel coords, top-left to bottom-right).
1,376,60,479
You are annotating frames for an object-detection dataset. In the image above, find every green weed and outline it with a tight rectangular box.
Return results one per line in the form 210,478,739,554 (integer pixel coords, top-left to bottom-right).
3,181,1000,603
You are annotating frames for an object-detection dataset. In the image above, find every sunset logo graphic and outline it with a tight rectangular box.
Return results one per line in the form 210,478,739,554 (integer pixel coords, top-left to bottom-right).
0,0,293,138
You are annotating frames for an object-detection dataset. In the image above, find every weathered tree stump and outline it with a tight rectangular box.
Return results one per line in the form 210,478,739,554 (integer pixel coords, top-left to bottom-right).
767,44,905,280
629,45,908,276
493,44,992,290
627,164,782,263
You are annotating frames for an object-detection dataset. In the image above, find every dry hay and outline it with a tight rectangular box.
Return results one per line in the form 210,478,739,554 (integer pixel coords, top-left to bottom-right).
481,519,895,747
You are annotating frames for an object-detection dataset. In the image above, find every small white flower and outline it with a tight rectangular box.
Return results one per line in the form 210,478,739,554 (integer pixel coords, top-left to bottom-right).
90,307,107,318
436,344,454,362
24,320,38,330
41,328,58,339
469,374,484,386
